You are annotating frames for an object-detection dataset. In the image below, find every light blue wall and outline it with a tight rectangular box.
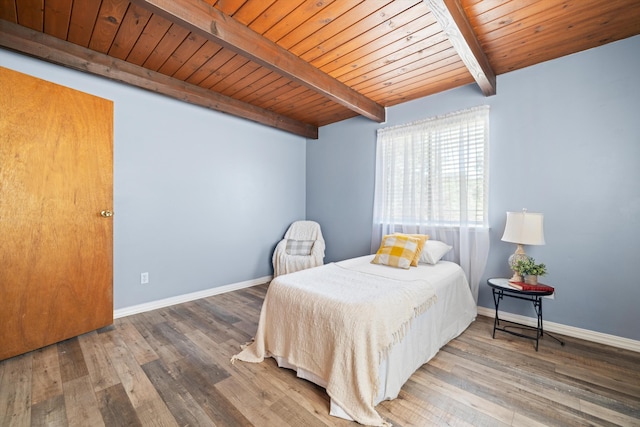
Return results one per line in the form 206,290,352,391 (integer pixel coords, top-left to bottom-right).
306,115,380,261
307,35,640,341
1,50,306,310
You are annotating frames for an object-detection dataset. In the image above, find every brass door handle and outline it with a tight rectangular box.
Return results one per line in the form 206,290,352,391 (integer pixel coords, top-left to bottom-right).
100,210,114,218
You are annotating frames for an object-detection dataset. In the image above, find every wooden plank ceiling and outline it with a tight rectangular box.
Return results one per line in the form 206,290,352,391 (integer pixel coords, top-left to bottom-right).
1,0,639,138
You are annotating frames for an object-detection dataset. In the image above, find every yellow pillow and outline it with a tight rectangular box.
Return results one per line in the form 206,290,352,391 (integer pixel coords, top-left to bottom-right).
394,233,429,266
371,234,421,269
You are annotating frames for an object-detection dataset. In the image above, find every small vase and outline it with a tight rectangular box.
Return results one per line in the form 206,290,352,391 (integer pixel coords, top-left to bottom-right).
524,275,538,285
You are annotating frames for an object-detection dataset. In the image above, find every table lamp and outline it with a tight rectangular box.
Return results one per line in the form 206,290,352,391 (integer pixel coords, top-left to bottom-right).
501,209,545,281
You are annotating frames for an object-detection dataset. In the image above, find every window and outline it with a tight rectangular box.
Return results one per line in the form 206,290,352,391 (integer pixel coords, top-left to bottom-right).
371,105,490,301
373,105,489,228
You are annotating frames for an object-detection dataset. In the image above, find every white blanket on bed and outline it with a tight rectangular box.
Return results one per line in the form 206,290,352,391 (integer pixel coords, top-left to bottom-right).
231,262,437,426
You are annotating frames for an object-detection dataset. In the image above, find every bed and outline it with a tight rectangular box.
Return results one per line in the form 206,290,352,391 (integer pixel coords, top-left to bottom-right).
232,254,477,426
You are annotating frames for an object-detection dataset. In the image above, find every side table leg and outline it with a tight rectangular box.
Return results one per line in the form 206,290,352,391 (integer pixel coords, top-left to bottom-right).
492,289,502,339
533,297,542,351
533,297,565,349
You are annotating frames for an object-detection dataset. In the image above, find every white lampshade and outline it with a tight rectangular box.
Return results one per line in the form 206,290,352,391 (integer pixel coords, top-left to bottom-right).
501,210,545,245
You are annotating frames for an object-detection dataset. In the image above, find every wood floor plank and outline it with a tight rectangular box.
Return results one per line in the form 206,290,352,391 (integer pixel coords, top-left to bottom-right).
410,366,514,425
447,364,600,426
151,322,232,384
212,288,264,315
1,284,639,426
170,357,253,426
134,400,180,427
215,376,294,426
551,335,640,373
177,300,251,345
233,319,261,337
113,317,159,365
128,314,183,365
170,302,220,333
62,376,105,427
224,350,289,409
141,358,215,427
77,330,121,393
425,349,456,373
95,383,142,427
257,358,344,426
379,387,482,427
511,412,550,427
31,394,68,426
31,344,63,405
391,380,507,427
226,339,354,427
269,394,332,427
184,329,239,372
423,348,618,426
556,362,640,400
188,331,336,425
579,398,640,426
196,297,244,324
450,328,640,419
436,349,582,411
0,352,32,426
57,338,89,383
225,337,350,427
100,326,179,426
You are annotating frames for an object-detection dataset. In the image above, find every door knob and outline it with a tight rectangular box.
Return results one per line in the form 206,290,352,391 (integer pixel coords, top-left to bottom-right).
100,210,114,218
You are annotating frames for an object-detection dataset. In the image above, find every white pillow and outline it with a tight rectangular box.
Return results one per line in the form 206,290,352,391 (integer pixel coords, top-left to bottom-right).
419,240,453,264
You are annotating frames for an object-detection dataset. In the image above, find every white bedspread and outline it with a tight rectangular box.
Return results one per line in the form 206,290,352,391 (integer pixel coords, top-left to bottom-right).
232,261,438,426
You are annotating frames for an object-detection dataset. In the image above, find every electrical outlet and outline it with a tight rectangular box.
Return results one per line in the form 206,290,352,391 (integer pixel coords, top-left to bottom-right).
141,272,149,284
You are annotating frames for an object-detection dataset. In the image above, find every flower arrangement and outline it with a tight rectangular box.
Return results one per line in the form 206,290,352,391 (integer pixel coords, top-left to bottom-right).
513,257,547,277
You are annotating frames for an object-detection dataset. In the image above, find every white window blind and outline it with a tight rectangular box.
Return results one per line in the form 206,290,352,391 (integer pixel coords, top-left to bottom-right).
373,105,489,228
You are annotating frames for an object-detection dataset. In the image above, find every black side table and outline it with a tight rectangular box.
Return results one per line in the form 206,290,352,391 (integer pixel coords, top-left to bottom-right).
487,278,564,351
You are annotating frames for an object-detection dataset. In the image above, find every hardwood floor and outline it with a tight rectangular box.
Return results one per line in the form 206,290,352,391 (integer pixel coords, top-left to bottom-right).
1,283,639,426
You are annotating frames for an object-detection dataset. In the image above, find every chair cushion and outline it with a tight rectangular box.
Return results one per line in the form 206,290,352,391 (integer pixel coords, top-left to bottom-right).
371,234,420,269
286,239,315,256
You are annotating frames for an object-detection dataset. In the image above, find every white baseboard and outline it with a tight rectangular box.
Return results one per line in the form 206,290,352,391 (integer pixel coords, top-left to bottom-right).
476,306,640,353
113,275,272,319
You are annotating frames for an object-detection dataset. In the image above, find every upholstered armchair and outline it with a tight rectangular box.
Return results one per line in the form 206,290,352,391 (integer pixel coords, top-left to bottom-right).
272,221,325,277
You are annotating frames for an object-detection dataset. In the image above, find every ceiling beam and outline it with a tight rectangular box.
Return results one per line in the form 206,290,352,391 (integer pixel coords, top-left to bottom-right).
129,0,386,123
425,0,496,96
0,20,318,139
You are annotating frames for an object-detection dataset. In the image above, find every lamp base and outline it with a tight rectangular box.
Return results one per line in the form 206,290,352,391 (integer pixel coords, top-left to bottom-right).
508,244,529,282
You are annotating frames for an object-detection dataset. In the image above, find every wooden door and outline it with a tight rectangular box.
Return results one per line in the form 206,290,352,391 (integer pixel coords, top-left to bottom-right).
0,66,113,361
